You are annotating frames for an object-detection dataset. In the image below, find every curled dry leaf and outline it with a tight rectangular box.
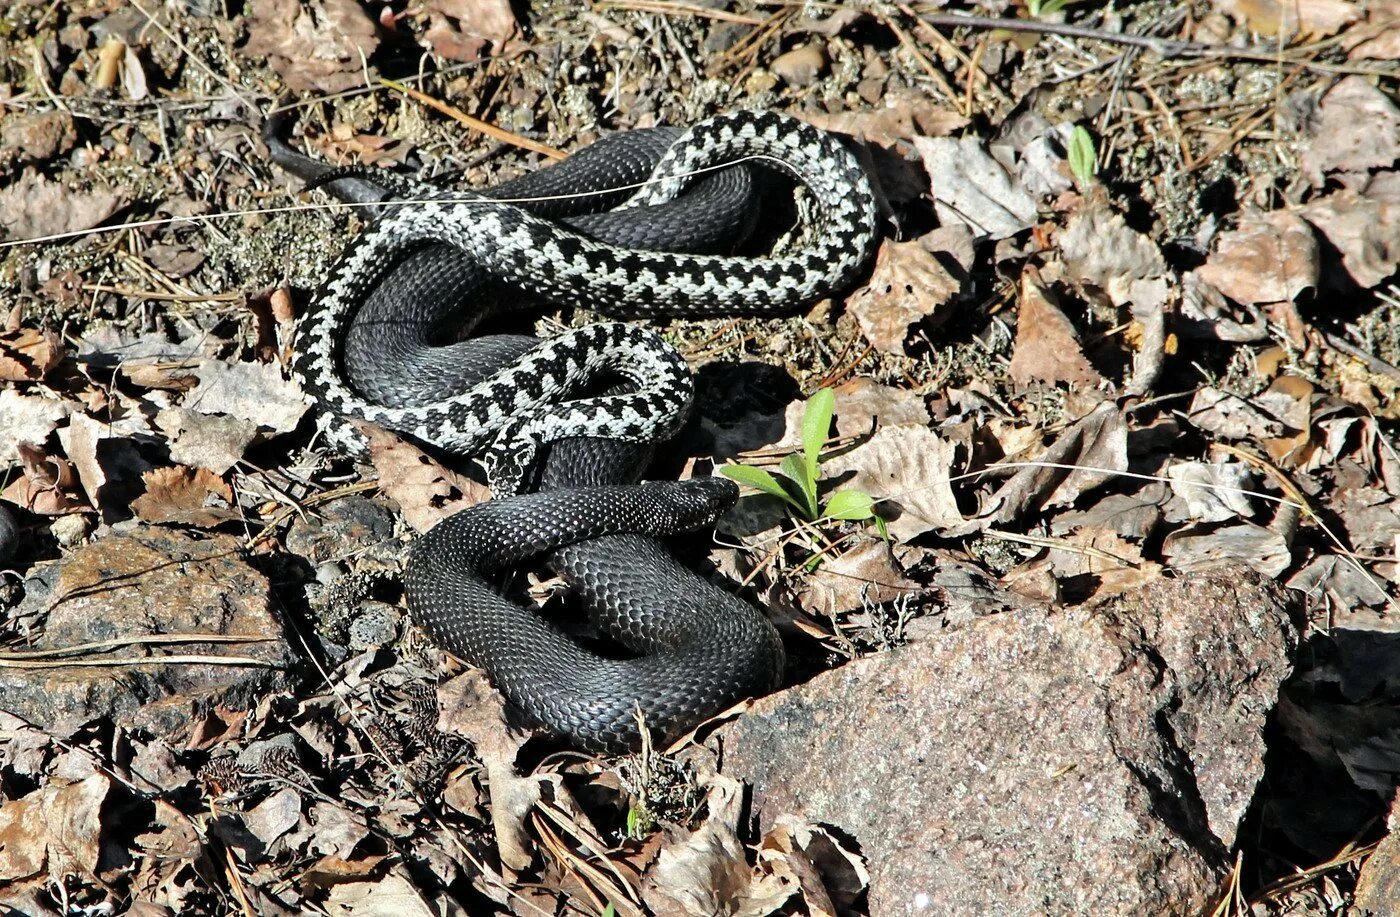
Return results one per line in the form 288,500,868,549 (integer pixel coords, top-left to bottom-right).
972,401,1129,531
1185,387,1286,441
1057,195,1167,306
420,0,520,63
363,424,488,533
436,671,538,873
0,327,63,381
757,817,869,917
1161,522,1293,578
1195,210,1319,305
912,135,1037,240
242,0,380,94
323,870,437,917
131,465,239,528
796,540,920,617
1214,0,1359,41
0,170,124,242
821,424,963,542
0,443,87,515
847,234,961,355
642,774,791,916
1165,461,1257,524
1008,269,1103,388
0,389,72,465
1301,76,1400,186
187,360,308,435
1300,182,1400,290
0,764,110,884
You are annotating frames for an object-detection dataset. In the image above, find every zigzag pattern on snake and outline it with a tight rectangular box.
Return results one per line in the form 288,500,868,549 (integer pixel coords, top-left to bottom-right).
277,108,879,750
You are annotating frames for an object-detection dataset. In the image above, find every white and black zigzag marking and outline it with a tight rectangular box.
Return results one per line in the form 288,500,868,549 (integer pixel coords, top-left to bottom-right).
293,111,878,486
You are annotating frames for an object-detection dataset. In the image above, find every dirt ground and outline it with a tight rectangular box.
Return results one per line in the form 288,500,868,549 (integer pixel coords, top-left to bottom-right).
1,0,1399,914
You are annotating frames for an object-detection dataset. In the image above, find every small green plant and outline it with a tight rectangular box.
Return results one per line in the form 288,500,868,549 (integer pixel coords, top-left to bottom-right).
721,388,885,535
1068,125,1097,189
1027,0,1076,18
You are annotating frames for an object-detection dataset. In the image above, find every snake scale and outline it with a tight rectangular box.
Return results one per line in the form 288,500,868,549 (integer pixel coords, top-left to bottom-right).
272,107,879,750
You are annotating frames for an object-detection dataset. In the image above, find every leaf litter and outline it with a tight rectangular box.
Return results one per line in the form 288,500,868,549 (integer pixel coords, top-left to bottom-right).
0,0,1398,913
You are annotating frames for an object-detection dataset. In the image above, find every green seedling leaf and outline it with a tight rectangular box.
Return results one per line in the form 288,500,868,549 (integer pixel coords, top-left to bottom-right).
779,452,818,519
721,464,801,511
1068,125,1097,189
822,489,875,521
801,388,835,481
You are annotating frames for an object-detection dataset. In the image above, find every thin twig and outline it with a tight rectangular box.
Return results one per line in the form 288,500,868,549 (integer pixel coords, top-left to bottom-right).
380,78,566,161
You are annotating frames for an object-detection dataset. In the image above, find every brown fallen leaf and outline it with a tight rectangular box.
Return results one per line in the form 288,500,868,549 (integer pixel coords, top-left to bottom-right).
642,774,792,916
1164,460,1257,524
0,327,63,381
821,424,963,542
1161,521,1293,578
363,424,488,533
1057,194,1167,307
419,0,519,63
1345,0,1400,60
0,443,87,516
805,88,970,148
1301,76,1400,186
323,870,437,916
0,761,110,884
436,671,538,873
971,401,1129,531
847,234,962,355
0,169,124,242
1008,269,1103,388
1214,0,1359,42
912,135,1037,240
757,817,869,917
1195,209,1319,306
796,540,920,617
241,0,380,94
131,465,240,528
0,389,72,464
1300,184,1400,290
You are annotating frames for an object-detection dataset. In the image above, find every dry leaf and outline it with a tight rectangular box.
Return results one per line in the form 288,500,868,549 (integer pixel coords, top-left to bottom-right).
1185,387,1286,441
187,359,308,434
436,672,538,873
847,235,962,354
0,169,124,242
1008,270,1103,388
0,389,72,465
363,425,488,533
1051,484,1170,541
420,0,519,62
821,425,963,542
912,135,1037,240
1165,461,1257,523
1161,521,1292,577
1345,0,1400,59
242,0,380,94
323,870,436,917
156,407,257,476
1195,210,1320,305
796,540,919,617
1215,0,1360,41
1300,185,1400,290
131,465,239,528
0,767,110,883
1058,195,1167,306
973,401,1129,530
1301,75,1400,185
0,443,87,515
0,327,62,381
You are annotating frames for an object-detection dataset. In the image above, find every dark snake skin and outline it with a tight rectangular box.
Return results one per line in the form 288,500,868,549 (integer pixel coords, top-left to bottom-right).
265,109,822,749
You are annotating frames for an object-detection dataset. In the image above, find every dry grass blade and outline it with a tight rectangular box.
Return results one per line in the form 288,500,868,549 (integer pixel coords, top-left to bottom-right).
0,633,273,659
0,654,276,669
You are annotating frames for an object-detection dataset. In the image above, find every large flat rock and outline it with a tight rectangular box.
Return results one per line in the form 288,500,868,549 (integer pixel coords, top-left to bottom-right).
719,568,1298,916
1,530,292,738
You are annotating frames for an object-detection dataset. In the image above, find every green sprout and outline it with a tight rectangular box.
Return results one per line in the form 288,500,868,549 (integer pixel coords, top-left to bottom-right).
721,388,886,536
1068,125,1097,189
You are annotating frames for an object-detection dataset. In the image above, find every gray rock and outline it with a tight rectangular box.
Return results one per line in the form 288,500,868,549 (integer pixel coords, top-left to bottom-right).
0,529,293,737
718,567,1298,916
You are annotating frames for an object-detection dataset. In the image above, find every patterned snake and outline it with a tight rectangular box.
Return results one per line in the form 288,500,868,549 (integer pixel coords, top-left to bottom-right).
270,108,879,750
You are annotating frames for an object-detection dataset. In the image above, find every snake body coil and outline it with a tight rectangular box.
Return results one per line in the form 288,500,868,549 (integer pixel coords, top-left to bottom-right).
282,110,878,750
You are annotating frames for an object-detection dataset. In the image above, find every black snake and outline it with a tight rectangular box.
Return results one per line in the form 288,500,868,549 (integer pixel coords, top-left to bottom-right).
270,107,878,750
